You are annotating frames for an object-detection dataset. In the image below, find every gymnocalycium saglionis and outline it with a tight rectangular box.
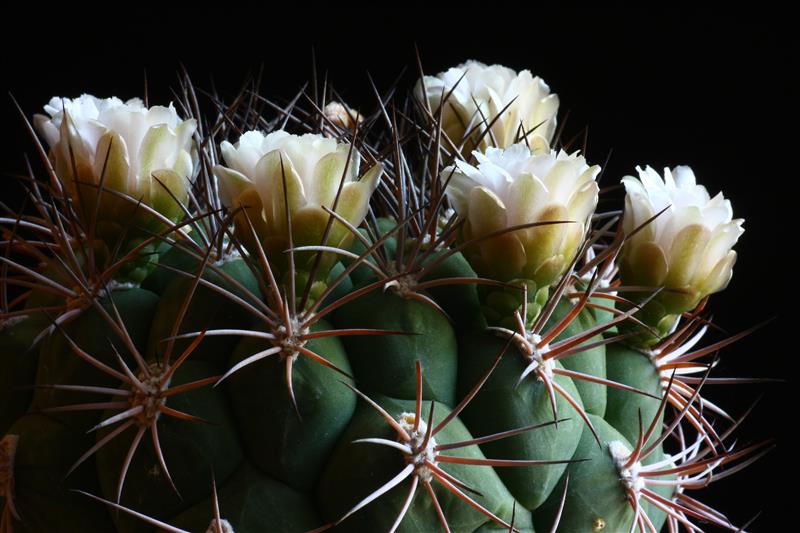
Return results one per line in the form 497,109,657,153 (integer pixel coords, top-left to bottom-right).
0,59,773,533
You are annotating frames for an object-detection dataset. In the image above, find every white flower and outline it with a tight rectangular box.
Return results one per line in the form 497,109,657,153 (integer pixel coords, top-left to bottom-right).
214,130,382,273
415,60,559,152
621,165,744,314
443,142,600,286
34,94,197,221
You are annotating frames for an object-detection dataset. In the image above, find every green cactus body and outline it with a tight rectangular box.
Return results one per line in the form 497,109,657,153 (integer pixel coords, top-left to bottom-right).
534,415,636,532
420,249,487,333
457,330,584,510
0,314,49,435
545,297,607,417
95,360,242,533
343,218,398,288
473,522,534,533
321,261,355,308
169,462,322,532
145,256,262,371
2,415,114,532
98,232,160,285
32,288,160,424
317,395,533,532
226,320,356,491
141,232,209,295
1,274,73,434
333,290,458,405
536,415,676,532
604,342,664,447
480,282,549,331
590,293,617,335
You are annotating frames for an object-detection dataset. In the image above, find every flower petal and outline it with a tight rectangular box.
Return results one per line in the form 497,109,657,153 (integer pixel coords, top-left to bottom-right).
93,131,130,194
255,149,307,237
468,186,507,236
625,241,669,288
664,223,711,287
214,165,253,207
311,148,350,207
149,169,189,221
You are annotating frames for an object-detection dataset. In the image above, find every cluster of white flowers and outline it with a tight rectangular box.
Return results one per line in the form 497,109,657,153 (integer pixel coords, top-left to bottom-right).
33,95,382,274
419,61,742,317
35,64,742,315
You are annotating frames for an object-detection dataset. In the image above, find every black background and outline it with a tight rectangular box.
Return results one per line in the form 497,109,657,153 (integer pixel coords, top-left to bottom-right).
1,7,794,530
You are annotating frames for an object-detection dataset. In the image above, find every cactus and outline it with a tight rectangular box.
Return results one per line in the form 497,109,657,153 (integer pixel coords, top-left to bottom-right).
0,60,774,533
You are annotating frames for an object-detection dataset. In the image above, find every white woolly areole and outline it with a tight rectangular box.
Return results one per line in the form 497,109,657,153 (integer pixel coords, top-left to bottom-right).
69,279,138,309
518,333,554,381
206,518,234,533
273,319,310,362
525,332,544,350
213,247,242,267
646,347,662,362
608,440,644,493
397,412,438,483
101,280,139,295
0,315,28,332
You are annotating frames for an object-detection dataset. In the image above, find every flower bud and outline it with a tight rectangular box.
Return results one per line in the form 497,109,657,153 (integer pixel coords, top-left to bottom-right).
620,165,744,320
214,130,382,279
416,60,559,153
444,142,600,289
323,101,362,133
34,94,197,222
